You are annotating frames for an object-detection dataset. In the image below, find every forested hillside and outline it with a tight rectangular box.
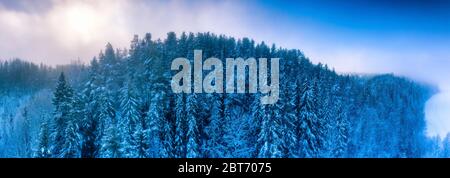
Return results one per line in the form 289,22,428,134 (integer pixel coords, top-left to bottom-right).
0,59,86,157
0,32,440,158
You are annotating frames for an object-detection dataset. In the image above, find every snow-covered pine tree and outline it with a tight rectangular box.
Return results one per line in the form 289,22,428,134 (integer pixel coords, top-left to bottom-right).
442,134,450,157
256,48,287,158
36,116,51,158
99,43,120,92
174,94,186,158
205,94,226,157
146,93,164,158
60,116,80,158
186,94,200,158
80,58,102,158
51,72,74,157
257,104,284,158
251,92,265,157
100,123,122,158
133,119,149,158
60,94,84,158
317,98,332,157
333,99,349,158
161,118,174,158
119,82,141,157
286,77,300,158
21,108,32,157
275,56,295,158
256,104,270,158
297,79,320,158
99,93,122,158
310,71,328,157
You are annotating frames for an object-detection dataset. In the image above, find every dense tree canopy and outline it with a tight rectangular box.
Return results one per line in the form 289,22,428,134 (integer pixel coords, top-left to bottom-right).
0,32,440,158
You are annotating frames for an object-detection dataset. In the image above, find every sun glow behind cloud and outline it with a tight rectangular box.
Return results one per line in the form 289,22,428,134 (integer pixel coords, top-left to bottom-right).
0,0,254,64
0,0,126,64
58,3,99,43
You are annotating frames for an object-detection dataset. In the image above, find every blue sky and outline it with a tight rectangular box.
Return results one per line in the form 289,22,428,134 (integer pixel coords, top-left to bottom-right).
258,0,450,34
0,0,449,137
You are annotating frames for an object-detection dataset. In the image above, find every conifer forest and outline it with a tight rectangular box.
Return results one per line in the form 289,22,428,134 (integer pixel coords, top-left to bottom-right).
0,32,442,158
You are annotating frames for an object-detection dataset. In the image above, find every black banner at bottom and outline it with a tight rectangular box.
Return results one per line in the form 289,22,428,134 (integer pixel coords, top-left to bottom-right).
0,158,445,177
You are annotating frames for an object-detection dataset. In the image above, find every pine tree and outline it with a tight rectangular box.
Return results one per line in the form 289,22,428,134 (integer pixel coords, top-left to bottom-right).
297,79,320,158
205,94,226,158
286,77,300,158
257,104,270,158
186,94,200,158
60,117,80,158
80,58,102,158
161,118,174,158
313,76,329,157
119,82,141,157
252,93,265,157
100,122,122,158
174,94,186,158
333,104,349,158
99,93,122,158
51,72,74,157
133,119,149,158
36,117,51,158
100,43,118,89
146,95,164,158
21,108,32,157
442,134,450,157
257,104,283,158
256,49,286,158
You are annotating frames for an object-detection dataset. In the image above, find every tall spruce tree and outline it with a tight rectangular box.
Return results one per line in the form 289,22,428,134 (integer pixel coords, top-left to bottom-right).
60,116,80,158
174,94,186,158
36,117,51,158
80,58,102,158
119,82,141,157
51,72,74,157
297,79,320,158
205,94,226,158
99,93,121,158
147,94,164,158
186,94,200,158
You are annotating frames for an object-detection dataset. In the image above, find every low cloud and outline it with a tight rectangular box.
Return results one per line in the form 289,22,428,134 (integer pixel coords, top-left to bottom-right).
303,39,450,137
0,0,250,65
